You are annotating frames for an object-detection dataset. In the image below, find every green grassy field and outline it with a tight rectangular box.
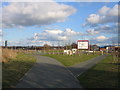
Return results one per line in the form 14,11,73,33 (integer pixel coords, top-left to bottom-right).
78,55,119,88
2,52,36,88
44,54,99,66
41,49,64,54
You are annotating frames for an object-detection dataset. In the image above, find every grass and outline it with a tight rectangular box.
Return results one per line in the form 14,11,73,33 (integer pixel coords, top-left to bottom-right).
41,49,64,54
2,48,17,63
78,55,119,88
2,52,36,88
44,54,99,66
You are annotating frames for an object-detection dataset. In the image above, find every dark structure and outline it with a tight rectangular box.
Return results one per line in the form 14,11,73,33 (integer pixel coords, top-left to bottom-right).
71,43,77,49
90,45,99,51
5,40,7,48
2,46,65,50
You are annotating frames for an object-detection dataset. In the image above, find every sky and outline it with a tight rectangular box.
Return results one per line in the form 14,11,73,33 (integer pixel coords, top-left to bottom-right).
0,1,119,46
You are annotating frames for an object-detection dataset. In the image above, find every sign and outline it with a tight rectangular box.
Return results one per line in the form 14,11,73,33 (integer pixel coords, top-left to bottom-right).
77,40,89,49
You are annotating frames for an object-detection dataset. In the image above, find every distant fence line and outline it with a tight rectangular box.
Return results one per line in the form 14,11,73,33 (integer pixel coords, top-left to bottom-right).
1,46,65,50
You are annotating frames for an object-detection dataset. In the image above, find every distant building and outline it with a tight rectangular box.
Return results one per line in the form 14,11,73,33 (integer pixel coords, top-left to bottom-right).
90,45,99,51
71,43,77,49
106,46,120,53
99,46,120,53
99,47,106,52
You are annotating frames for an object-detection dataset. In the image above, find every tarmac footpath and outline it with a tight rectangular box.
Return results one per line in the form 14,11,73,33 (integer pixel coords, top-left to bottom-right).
67,55,107,77
16,55,82,88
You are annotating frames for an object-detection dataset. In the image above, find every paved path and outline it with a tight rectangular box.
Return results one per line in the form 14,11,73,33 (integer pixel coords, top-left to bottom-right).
67,55,107,77
16,55,82,88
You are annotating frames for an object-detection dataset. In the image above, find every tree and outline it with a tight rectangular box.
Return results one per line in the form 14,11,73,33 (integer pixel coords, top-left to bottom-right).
71,43,77,49
90,45,99,55
43,44,50,51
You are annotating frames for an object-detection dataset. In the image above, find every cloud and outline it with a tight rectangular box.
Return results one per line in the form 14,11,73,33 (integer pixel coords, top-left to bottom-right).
26,28,83,46
95,24,118,34
83,4,118,27
90,36,118,46
99,4,118,16
98,6,110,15
86,28,99,35
0,29,2,36
86,24,118,35
2,2,76,28
93,35,108,41
37,29,66,41
63,28,82,36
108,36,118,44
87,14,100,24
4,40,52,46
28,28,82,42
83,4,118,38
7,28,78,46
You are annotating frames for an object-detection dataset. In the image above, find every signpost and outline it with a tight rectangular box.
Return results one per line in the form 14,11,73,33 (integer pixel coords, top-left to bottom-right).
77,40,89,55
77,40,89,50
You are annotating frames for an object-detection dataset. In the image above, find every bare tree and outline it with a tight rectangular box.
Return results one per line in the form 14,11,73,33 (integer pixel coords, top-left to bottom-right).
43,43,50,54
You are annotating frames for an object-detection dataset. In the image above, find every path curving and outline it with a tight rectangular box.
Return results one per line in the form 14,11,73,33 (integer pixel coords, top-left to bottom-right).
67,55,107,77
16,55,82,88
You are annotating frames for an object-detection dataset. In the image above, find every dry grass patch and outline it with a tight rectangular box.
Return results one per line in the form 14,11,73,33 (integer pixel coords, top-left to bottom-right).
2,50,36,88
2,48,18,63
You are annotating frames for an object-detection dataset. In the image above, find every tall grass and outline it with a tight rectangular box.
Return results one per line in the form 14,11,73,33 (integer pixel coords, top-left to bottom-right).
2,48,36,88
0,47,2,62
2,48,18,63
2,48,36,63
